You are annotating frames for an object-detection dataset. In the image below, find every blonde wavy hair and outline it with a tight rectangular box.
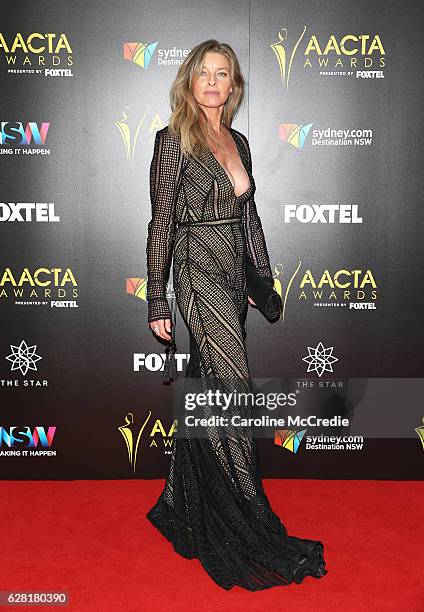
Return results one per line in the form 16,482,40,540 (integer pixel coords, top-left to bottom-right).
168,39,245,160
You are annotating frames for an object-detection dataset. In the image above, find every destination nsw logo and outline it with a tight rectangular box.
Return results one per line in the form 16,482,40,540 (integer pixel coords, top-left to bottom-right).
0,267,78,307
279,123,373,148
0,121,50,155
0,426,56,456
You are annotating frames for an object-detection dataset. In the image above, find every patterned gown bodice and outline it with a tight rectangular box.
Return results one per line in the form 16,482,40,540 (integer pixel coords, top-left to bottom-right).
146,125,273,323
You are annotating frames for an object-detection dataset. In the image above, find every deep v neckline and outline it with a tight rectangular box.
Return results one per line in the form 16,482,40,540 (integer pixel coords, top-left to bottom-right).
208,127,253,200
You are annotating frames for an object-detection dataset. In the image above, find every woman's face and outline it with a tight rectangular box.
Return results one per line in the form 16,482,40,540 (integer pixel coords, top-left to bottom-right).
192,51,233,112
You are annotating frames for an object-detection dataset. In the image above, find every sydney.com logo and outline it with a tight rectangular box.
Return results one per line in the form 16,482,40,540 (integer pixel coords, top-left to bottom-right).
275,430,364,454
123,41,190,68
279,123,373,149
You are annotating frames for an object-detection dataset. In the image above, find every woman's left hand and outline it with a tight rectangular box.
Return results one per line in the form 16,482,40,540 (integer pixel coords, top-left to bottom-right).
248,296,256,306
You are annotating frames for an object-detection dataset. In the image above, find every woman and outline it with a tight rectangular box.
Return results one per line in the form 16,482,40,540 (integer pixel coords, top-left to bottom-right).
145,39,327,591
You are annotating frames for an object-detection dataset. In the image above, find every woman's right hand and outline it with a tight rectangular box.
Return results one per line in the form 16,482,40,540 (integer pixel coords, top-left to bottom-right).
149,318,172,341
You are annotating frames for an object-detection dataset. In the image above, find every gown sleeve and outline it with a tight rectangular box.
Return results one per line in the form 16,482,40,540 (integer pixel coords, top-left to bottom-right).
146,127,184,323
239,133,274,283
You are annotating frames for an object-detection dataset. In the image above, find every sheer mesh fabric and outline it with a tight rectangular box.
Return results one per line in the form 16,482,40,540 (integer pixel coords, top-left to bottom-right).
145,125,327,590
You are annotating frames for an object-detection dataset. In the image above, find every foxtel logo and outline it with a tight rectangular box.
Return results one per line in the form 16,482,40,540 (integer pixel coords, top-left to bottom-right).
134,353,189,372
284,204,362,223
0,202,60,222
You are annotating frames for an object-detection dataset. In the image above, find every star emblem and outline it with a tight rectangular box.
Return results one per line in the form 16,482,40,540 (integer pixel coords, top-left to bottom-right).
302,341,338,377
5,340,42,376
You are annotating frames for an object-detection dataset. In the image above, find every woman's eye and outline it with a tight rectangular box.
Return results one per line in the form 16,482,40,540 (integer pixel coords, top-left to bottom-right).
199,70,227,77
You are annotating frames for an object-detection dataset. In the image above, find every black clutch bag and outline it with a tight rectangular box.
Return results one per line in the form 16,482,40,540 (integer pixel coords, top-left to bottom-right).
245,257,282,322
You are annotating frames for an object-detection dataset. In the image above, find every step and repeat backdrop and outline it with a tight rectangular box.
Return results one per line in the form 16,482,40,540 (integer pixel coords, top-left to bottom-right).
1,1,423,479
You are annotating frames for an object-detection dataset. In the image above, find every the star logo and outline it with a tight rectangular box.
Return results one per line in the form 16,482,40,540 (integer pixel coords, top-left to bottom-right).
5,340,42,376
302,341,338,377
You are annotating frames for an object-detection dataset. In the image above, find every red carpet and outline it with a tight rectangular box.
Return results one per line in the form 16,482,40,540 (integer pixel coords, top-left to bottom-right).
0,480,422,611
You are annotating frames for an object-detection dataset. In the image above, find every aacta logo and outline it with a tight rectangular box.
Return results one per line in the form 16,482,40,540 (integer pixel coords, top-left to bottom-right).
1,268,77,287
415,418,424,450
304,34,385,58
119,412,177,473
271,28,385,94
0,33,72,55
0,268,78,300
299,269,376,290
298,269,377,302
114,108,164,170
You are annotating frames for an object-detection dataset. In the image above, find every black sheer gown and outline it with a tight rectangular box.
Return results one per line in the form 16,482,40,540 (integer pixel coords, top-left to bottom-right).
145,125,327,590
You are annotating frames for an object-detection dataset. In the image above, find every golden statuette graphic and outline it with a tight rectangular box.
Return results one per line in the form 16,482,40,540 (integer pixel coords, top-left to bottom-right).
271,26,307,95
118,411,152,472
415,417,424,450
